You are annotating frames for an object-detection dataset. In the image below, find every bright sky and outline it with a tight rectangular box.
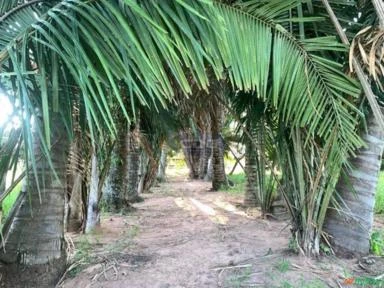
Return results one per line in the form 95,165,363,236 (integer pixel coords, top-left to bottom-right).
0,92,13,128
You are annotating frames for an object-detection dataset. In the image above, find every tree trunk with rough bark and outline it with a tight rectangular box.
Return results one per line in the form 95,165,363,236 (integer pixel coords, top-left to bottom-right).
180,130,201,179
244,121,259,206
105,119,142,211
67,137,84,232
105,117,129,211
85,151,100,233
142,158,159,193
137,152,147,195
206,157,213,181
126,124,142,202
67,173,83,231
84,141,113,232
0,114,69,287
140,136,162,194
210,95,228,191
322,0,384,256
157,144,168,182
324,111,384,255
198,130,211,179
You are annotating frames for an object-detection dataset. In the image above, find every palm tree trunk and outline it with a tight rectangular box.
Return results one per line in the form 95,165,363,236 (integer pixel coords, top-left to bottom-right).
143,159,159,193
140,136,162,194
210,96,228,191
324,111,384,255
106,117,129,211
198,130,211,179
321,0,384,256
85,150,100,233
126,124,142,202
0,114,68,287
137,152,147,195
67,98,84,232
67,137,84,232
206,156,213,181
67,173,83,231
180,130,201,179
244,121,259,206
84,141,113,232
157,144,168,182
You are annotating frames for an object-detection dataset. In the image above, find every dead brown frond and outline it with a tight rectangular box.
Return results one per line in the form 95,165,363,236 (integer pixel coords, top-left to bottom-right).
350,26,384,89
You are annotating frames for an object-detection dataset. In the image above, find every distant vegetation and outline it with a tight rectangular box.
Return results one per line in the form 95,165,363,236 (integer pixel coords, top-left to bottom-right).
1,182,22,223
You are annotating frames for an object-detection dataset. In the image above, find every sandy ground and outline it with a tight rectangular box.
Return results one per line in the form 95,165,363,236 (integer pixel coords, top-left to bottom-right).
60,178,384,288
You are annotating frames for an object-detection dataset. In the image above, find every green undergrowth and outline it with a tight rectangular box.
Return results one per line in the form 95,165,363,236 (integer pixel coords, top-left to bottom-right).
375,172,384,214
223,172,246,194
370,230,384,256
221,169,384,211
275,259,290,273
1,182,22,223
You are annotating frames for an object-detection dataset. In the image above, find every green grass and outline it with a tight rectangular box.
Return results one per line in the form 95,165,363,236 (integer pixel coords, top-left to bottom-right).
224,266,252,288
370,230,384,255
375,172,384,214
223,172,246,194
275,259,290,273
1,182,22,223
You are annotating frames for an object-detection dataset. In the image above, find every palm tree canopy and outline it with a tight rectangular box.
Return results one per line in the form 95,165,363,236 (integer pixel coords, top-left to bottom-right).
0,0,365,254
0,0,362,142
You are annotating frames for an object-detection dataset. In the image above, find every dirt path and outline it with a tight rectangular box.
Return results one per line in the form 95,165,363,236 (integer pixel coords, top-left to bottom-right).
61,179,381,288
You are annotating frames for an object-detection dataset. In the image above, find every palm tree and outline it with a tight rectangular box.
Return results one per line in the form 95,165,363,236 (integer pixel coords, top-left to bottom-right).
324,108,384,255
177,78,229,189
0,1,226,284
105,112,131,211
126,124,142,201
0,114,69,286
139,106,173,194
177,86,212,180
234,1,363,254
244,118,260,206
0,2,366,285
85,139,113,232
180,129,202,179
320,0,384,255
209,81,229,190
226,89,278,212
67,100,86,232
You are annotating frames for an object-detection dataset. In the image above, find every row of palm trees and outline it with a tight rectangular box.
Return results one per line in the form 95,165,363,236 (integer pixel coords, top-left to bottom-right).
0,0,383,286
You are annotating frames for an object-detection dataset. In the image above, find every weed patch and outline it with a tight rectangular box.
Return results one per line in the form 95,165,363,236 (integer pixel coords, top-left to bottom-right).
275,259,290,273
370,230,384,255
375,172,384,213
223,173,245,194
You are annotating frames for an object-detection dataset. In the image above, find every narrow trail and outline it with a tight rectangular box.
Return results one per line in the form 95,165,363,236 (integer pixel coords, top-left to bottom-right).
61,179,365,288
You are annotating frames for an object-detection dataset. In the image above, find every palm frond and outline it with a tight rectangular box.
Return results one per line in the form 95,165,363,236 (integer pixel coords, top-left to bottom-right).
350,26,384,86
